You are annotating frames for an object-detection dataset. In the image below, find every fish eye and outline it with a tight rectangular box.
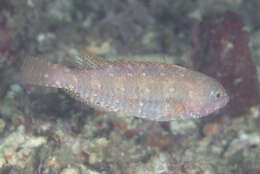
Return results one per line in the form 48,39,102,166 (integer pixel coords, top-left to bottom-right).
210,90,222,100
215,91,221,98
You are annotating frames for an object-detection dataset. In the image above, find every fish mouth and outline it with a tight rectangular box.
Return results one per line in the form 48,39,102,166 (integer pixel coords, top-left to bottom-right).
212,94,230,113
201,95,230,117
222,93,230,106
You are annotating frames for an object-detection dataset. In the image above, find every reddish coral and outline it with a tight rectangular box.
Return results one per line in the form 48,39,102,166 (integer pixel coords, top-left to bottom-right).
0,0,13,54
191,11,260,117
0,24,12,54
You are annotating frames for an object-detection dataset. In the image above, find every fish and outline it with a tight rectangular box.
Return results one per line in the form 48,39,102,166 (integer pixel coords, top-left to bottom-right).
20,55,229,121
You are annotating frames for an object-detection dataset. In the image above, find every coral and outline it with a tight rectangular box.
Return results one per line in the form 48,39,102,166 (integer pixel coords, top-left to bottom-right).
0,0,13,56
0,23,15,69
191,11,260,117
0,24,12,55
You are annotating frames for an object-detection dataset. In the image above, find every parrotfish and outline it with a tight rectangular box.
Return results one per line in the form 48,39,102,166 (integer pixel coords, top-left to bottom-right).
20,56,229,121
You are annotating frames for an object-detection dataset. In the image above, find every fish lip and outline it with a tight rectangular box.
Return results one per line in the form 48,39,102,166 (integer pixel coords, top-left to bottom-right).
214,94,230,111
223,93,230,106
202,94,230,116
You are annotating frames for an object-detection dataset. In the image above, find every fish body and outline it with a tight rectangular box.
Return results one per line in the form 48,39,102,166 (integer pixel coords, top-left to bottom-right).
21,56,229,121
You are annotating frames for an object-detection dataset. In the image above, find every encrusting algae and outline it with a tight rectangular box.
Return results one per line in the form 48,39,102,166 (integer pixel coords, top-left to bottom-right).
20,55,229,121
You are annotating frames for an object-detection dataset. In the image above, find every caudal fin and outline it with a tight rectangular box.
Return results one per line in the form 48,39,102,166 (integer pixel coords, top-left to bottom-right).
20,57,67,88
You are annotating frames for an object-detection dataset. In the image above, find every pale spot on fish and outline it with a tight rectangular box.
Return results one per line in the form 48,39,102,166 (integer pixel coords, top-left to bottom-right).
127,64,133,69
164,103,169,110
139,101,144,107
130,95,138,100
113,107,120,112
179,73,185,77
160,72,165,76
127,73,133,77
109,73,114,77
140,64,145,69
142,72,146,76
55,81,61,88
171,103,185,115
43,73,49,78
52,64,59,69
169,87,175,93
188,90,195,98
64,67,71,73
91,79,102,89
72,75,78,84
68,85,74,90
99,101,105,106
144,88,150,93
159,64,165,69
97,83,102,89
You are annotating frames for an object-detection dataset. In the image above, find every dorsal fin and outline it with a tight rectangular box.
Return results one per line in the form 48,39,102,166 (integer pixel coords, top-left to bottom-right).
63,55,111,70
77,55,111,69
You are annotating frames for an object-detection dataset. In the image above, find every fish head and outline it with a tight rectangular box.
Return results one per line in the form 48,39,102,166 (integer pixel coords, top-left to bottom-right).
197,77,229,117
209,84,229,111
184,75,229,118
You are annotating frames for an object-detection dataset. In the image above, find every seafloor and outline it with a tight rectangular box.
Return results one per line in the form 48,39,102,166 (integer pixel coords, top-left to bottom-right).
0,0,260,174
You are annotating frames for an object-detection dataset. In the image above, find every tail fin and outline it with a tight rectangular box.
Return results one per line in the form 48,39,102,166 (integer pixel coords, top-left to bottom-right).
20,57,68,88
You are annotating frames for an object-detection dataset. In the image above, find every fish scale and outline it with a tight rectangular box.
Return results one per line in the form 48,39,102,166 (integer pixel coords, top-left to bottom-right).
20,56,229,121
